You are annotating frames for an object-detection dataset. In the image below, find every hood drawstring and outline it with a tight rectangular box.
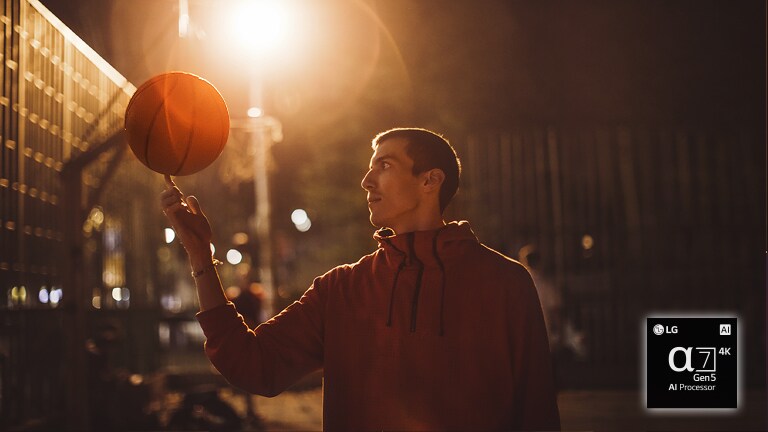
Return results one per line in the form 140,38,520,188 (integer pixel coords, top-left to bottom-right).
386,261,405,328
385,239,406,328
432,230,447,336
408,233,425,333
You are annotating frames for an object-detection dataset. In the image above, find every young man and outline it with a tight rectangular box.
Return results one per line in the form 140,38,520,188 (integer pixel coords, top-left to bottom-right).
160,128,561,431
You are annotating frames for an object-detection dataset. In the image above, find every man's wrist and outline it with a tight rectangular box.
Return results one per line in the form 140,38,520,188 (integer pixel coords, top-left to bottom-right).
188,250,214,271
191,259,222,278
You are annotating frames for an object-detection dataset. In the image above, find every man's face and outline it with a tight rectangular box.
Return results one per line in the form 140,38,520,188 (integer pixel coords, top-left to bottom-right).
360,138,424,232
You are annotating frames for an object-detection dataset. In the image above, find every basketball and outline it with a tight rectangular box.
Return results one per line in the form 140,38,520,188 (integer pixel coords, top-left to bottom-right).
124,71,230,176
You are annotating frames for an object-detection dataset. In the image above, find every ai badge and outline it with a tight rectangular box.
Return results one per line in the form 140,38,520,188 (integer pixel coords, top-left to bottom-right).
646,317,737,409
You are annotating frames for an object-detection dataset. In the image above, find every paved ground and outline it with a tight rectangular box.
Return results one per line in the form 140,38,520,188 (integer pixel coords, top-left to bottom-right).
222,388,767,431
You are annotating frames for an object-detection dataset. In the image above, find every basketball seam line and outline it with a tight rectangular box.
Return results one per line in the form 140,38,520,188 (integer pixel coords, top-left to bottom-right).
173,79,197,176
144,76,181,172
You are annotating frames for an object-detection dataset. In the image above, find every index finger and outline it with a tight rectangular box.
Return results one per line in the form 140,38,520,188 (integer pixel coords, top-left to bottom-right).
164,174,176,189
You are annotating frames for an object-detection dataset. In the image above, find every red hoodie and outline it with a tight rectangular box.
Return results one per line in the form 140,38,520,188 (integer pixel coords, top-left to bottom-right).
197,221,560,431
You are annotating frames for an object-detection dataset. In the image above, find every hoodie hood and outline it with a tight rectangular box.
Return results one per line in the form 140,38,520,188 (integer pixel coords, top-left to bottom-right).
373,221,479,335
373,220,478,267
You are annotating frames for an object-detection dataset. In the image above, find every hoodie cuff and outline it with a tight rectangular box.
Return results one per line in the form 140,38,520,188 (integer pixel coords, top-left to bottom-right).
195,302,240,339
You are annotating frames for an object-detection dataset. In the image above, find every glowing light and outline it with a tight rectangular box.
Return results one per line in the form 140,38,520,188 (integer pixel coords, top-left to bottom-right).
229,0,291,56
179,13,190,38
178,0,190,37
161,295,182,313
291,209,308,225
225,285,241,299
291,209,311,232
18,286,26,303
88,207,104,227
582,234,594,250
210,243,216,254
92,295,101,309
159,322,171,345
110,287,131,304
232,232,249,245
129,374,144,386
226,249,243,265
296,219,311,232
247,107,263,118
49,288,62,305
103,270,117,286
38,287,49,304
164,228,176,244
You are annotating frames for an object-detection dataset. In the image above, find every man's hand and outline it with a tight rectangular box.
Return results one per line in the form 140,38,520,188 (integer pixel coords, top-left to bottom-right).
160,175,214,268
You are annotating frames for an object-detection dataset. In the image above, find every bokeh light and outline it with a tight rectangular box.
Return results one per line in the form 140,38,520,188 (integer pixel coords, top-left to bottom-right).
164,227,176,244
247,106,263,118
291,209,308,225
226,248,243,265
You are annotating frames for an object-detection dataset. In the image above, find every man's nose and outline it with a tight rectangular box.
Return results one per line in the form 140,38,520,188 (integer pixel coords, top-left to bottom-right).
361,169,374,191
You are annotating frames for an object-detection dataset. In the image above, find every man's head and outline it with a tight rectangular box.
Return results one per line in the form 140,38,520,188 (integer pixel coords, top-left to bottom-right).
361,128,461,233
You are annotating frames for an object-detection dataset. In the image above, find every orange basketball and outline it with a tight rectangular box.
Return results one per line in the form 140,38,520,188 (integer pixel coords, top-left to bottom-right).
124,72,230,176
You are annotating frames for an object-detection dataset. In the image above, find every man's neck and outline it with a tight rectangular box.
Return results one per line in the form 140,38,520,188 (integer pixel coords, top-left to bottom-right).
390,218,445,235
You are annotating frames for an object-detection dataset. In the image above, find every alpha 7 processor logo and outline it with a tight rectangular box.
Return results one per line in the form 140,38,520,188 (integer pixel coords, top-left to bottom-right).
646,318,737,409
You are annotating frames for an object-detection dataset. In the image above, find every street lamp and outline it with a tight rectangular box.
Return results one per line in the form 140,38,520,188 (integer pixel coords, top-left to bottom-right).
173,0,298,315
230,115,282,315
229,0,291,57
224,0,295,316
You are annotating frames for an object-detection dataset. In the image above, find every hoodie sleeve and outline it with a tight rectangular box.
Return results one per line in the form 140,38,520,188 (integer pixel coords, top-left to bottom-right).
196,276,326,397
507,265,561,431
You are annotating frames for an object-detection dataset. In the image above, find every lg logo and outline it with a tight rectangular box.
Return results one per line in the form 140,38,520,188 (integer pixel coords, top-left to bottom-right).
653,324,678,335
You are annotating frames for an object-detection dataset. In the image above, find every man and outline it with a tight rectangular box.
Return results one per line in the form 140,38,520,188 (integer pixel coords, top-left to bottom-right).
161,128,561,431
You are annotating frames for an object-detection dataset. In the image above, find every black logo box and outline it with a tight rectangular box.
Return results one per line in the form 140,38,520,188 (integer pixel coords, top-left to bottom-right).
646,318,737,409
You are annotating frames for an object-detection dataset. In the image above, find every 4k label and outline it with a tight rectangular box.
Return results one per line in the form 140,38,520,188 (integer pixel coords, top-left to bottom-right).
646,318,737,408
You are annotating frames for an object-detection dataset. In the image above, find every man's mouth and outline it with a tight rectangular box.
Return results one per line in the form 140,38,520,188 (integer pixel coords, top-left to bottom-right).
367,196,382,205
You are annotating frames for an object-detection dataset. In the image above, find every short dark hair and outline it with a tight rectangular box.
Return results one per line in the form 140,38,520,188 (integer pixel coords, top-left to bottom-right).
372,128,461,213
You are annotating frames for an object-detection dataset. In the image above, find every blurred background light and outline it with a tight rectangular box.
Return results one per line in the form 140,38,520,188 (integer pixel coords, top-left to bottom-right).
232,232,249,245
290,209,308,225
226,248,243,265
161,294,183,313
295,219,311,232
164,228,176,244
38,287,49,304
247,107,263,118
291,209,311,232
49,288,62,305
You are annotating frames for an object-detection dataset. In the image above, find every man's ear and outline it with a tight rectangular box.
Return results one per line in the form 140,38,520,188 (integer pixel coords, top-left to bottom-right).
423,168,445,192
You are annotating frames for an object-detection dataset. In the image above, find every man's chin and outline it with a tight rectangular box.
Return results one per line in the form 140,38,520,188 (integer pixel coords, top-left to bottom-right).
369,214,385,229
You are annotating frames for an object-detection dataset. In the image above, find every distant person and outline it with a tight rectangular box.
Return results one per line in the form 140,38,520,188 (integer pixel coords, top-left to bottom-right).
518,244,586,362
161,128,560,431
518,244,562,348
228,275,267,429
230,278,266,329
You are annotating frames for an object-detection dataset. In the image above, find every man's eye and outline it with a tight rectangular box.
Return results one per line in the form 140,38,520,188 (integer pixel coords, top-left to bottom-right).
382,162,391,169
